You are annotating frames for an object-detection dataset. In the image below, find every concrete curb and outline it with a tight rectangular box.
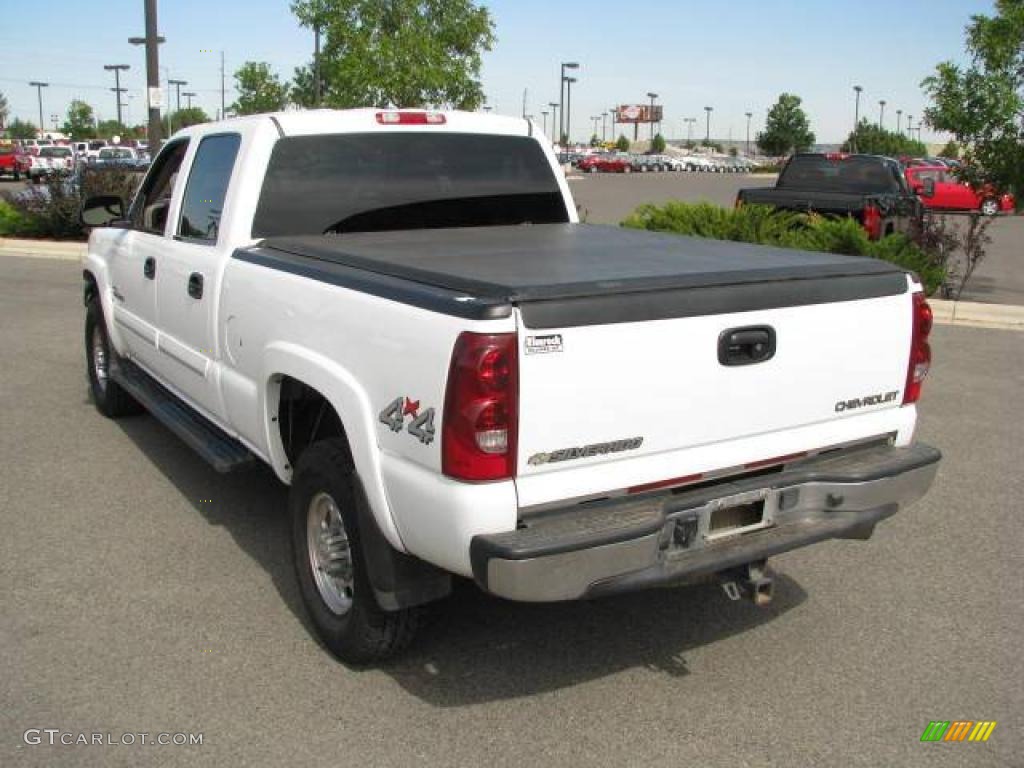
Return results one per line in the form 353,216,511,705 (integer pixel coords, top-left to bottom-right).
0,237,85,262
0,237,1020,330
929,298,1024,331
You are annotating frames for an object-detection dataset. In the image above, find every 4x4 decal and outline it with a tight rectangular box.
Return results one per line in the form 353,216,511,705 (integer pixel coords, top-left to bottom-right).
379,396,436,445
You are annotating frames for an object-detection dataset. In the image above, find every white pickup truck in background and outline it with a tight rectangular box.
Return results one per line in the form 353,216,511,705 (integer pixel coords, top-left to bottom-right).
81,109,941,663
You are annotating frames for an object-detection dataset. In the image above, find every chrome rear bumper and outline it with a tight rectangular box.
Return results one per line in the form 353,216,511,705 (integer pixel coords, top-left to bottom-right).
471,442,941,602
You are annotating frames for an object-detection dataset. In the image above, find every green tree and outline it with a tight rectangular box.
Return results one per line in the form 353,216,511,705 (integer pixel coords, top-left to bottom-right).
169,107,210,129
96,120,130,140
290,64,318,108
7,118,37,139
291,0,495,109
231,62,288,116
615,134,630,152
0,90,9,130
62,100,97,139
841,120,927,156
756,93,815,156
923,0,1023,195
939,140,961,158
589,134,601,147
651,133,667,153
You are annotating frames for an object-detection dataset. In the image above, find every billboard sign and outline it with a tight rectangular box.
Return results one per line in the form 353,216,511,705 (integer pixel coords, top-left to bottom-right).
616,104,663,123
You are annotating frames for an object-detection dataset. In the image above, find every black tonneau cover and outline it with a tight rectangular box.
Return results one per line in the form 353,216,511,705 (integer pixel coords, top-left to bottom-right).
234,223,908,328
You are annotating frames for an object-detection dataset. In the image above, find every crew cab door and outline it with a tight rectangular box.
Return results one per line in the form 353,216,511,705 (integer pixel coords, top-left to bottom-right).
154,132,242,419
112,138,190,372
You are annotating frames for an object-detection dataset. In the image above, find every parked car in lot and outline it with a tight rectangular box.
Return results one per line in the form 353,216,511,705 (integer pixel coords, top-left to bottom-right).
0,144,22,180
80,109,940,662
577,153,632,173
18,145,75,182
736,153,923,239
679,154,715,172
905,165,1015,216
631,154,672,172
94,146,147,169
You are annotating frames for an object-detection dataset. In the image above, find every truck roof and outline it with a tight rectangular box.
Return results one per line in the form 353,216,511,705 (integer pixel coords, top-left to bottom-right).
176,108,537,140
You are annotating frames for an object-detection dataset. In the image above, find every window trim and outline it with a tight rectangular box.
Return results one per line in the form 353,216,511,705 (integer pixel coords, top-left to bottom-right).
174,131,242,247
128,137,191,236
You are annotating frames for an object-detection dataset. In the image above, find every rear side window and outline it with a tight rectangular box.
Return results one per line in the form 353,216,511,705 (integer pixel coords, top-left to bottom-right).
178,134,241,243
252,132,567,237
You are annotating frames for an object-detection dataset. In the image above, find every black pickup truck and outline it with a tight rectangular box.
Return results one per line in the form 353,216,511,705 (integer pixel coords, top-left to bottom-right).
736,153,923,239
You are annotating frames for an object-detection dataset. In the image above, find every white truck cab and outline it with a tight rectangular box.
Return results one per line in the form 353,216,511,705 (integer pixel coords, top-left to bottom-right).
81,109,940,663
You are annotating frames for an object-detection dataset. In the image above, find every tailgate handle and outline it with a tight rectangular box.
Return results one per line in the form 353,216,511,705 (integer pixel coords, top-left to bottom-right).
718,326,776,366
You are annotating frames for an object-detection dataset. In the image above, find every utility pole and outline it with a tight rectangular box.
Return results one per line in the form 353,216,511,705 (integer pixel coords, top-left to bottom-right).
29,81,48,136
104,65,130,126
128,0,164,152
745,111,752,156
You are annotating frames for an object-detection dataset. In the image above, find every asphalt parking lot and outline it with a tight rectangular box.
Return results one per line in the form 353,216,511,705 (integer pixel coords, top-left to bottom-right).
1,253,1021,767
569,172,1024,305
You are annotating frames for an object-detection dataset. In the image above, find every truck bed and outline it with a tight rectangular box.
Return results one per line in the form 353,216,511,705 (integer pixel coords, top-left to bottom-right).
235,223,907,328
737,188,887,213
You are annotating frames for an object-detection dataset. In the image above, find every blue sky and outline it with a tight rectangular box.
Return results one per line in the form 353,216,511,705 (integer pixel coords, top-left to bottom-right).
0,0,992,142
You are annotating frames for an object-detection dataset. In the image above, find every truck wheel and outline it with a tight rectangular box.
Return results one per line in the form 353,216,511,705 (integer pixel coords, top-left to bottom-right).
980,198,999,217
85,298,142,418
290,439,420,663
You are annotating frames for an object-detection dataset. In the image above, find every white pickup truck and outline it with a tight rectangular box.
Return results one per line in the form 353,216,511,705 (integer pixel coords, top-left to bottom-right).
81,109,941,662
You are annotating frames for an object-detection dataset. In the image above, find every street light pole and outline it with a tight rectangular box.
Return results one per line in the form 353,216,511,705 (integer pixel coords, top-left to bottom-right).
906,114,913,136
104,65,130,126
183,91,196,110
29,81,48,136
540,110,549,136
879,99,886,129
896,109,902,135
602,111,608,141
168,78,187,133
128,0,166,152
564,76,577,146
646,92,658,143
548,102,559,144
744,111,752,156
704,106,713,145
683,117,696,145
558,62,578,145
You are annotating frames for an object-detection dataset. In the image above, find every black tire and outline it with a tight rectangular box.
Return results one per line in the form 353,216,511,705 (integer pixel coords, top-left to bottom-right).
85,298,142,418
290,439,420,664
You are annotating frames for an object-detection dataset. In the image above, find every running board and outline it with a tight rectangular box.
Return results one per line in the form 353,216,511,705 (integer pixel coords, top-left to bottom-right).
111,359,257,473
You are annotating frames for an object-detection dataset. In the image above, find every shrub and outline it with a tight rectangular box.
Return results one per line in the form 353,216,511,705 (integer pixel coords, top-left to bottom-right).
1,166,143,240
622,202,948,295
0,198,38,236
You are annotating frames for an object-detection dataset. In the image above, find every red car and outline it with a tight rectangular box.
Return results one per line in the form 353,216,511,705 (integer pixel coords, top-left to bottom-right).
905,165,1015,216
577,154,632,174
0,144,21,180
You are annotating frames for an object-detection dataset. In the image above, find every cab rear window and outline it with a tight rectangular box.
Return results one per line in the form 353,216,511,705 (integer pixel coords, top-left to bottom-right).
252,132,567,237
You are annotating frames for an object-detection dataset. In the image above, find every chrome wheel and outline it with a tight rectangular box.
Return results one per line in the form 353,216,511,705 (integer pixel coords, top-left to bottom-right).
306,492,354,615
981,199,998,217
91,325,108,392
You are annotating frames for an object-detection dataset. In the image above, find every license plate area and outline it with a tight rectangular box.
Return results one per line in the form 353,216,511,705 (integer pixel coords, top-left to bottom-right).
706,500,766,541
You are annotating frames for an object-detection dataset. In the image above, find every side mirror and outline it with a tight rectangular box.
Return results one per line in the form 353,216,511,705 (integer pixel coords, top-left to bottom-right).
80,195,126,228
921,178,936,198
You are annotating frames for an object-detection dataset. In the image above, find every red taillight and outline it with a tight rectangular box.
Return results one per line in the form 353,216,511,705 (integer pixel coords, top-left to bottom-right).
442,332,518,482
903,292,933,405
863,203,882,240
375,111,446,125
